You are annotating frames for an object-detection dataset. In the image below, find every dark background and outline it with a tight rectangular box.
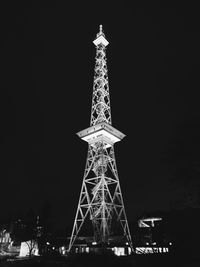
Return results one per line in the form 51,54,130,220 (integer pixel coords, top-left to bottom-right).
1,2,200,233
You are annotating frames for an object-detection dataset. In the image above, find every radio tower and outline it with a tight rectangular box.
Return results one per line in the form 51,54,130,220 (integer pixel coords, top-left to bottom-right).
68,25,133,252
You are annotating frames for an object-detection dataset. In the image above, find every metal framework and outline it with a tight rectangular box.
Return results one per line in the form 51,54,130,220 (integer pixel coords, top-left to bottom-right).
138,217,162,228
68,25,133,252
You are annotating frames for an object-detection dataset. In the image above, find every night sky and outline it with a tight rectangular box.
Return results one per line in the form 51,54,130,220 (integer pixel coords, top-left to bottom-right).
1,3,200,231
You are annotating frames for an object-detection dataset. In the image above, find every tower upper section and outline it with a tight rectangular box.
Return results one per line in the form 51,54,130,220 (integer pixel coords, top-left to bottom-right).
77,25,125,147
90,25,112,126
93,25,109,47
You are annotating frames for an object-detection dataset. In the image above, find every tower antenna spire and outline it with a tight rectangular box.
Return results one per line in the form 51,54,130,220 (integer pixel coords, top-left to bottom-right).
68,26,133,254
96,24,104,38
99,24,103,34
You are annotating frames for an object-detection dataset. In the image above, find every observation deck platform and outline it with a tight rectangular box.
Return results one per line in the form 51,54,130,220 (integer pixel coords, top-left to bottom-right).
77,122,125,147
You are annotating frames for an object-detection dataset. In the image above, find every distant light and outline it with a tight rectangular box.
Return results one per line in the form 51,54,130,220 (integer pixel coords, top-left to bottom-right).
46,242,50,245
113,247,125,256
169,242,172,245
92,241,97,245
125,242,129,245
146,242,149,245
52,247,55,250
152,242,156,245
61,246,65,250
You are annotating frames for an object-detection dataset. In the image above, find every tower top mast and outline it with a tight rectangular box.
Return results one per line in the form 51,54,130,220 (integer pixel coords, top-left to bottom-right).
93,24,109,46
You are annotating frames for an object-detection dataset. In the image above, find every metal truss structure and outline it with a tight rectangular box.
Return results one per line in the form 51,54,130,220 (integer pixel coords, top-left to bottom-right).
138,217,162,228
90,26,111,126
68,25,133,252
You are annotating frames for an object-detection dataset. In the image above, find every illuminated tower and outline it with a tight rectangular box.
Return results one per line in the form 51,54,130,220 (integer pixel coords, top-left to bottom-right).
68,25,133,252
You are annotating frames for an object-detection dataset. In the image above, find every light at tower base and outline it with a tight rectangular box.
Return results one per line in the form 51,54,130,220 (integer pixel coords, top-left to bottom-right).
68,25,133,254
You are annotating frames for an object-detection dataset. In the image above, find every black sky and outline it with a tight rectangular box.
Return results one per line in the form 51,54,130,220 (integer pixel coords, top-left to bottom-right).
1,2,200,231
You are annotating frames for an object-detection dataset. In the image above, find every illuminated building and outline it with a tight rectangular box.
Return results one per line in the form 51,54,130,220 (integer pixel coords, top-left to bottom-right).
135,216,171,254
0,229,11,244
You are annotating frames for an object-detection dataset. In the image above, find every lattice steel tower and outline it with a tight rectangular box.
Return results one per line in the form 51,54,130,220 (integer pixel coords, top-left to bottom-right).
68,25,133,252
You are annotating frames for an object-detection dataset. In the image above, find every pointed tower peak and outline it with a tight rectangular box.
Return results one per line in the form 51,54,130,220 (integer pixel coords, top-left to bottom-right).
36,215,40,225
99,24,103,32
97,24,104,37
93,24,109,46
